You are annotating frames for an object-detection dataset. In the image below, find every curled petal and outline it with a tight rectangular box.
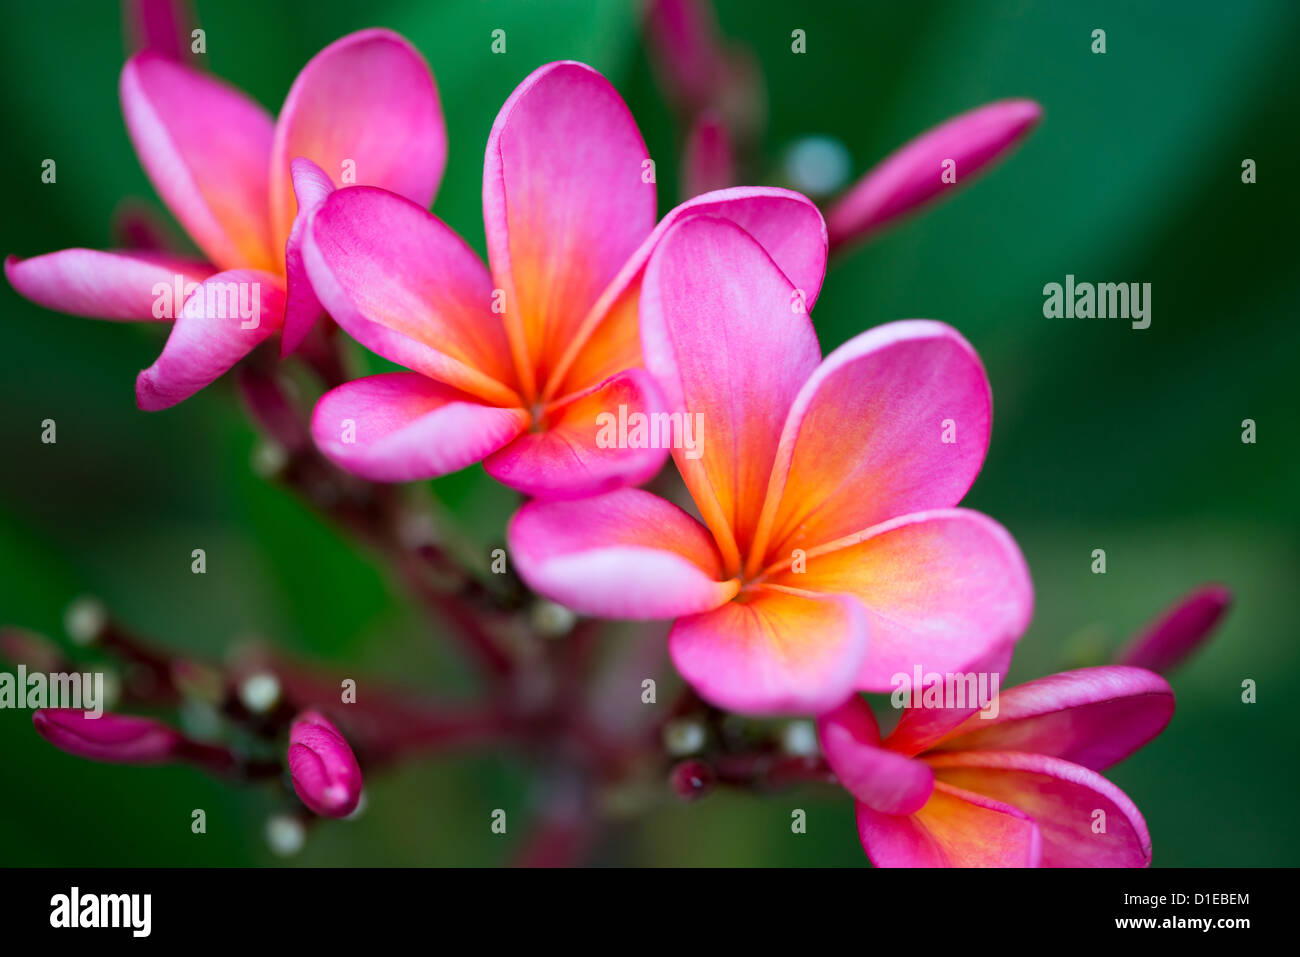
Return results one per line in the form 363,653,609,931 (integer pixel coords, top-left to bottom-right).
121,52,276,272
930,666,1174,772
817,695,934,814
775,509,1033,692
754,320,992,564
136,269,285,410
1115,584,1232,674
311,373,528,483
926,750,1153,867
288,710,363,818
304,186,518,405
484,61,657,394
857,781,1042,868
269,28,446,255
280,157,334,356
550,185,827,398
669,586,868,715
484,368,669,499
827,99,1042,251
640,214,821,568
509,488,738,619
33,709,181,764
5,249,213,321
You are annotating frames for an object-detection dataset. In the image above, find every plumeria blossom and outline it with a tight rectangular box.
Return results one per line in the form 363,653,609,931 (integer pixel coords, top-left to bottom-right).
508,215,1033,714
302,60,825,498
817,655,1174,867
5,28,446,409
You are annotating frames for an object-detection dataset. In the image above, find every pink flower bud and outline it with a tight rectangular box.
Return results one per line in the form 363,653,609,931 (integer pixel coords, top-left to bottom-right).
681,111,735,199
1115,585,1232,674
33,708,181,764
288,711,363,818
826,99,1042,252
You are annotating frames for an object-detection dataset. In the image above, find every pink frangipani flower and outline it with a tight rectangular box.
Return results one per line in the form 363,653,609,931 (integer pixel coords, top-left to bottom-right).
826,99,1043,253
287,710,363,818
818,659,1174,867
508,214,1033,714
302,60,824,498
5,28,446,409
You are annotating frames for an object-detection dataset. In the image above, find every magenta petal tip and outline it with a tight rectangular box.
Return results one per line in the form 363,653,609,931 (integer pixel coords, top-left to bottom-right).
1115,584,1233,674
33,708,182,764
287,710,363,818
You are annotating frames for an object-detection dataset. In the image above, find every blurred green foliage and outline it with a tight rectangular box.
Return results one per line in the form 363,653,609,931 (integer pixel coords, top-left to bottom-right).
1,0,1296,866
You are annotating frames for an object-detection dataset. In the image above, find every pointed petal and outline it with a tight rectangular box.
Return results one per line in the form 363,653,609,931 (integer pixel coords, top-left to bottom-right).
926,750,1153,867
817,695,934,814
640,214,821,568
774,509,1032,692
136,269,285,410
6,249,213,320
280,158,334,356
484,369,669,499
856,781,1042,867
120,52,276,272
827,99,1042,251
508,488,738,619
311,373,527,483
269,28,446,255
484,61,657,394
1115,584,1232,674
303,186,518,405
669,586,867,715
756,320,992,561
930,666,1174,772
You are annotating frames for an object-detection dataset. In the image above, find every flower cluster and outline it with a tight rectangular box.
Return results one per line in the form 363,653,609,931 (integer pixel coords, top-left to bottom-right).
3,2,1230,867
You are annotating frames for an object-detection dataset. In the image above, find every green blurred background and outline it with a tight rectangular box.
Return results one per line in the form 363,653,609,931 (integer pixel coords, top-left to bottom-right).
1,0,1297,866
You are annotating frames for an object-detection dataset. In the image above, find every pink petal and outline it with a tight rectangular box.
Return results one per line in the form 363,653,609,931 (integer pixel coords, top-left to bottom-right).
303,186,519,406
5,249,213,320
883,641,1015,756
816,695,934,814
754,320,992,564
773,509,1033,692
311,373,528,483
926,750,1153,867
548,185,828,399
484,369,669,499
269,28,446,256
929,666,1174,772
280,157,334,356
669,586,868,715
484,61,657,396
1115,584,1232,674
857,781,1042,867
121,52,276,272
123,0,195,60
827,99,1042,252
136,269,285,410
681,110,734,197
640,214,822,569
508,488,738,619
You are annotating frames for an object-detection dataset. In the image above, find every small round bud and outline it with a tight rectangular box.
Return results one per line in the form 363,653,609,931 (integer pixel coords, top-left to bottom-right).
780,720,820,757
238,671,281,715
529,600,577,638
662,717,706,757
265,813,305,857
64,596,108,646
669,760,715,801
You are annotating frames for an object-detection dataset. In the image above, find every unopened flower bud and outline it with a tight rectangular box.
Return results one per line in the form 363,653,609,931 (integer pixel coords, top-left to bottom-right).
238,671,281,714
64,596,108,646
32,709,180,764
287,711,363,818
669,759,715,800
